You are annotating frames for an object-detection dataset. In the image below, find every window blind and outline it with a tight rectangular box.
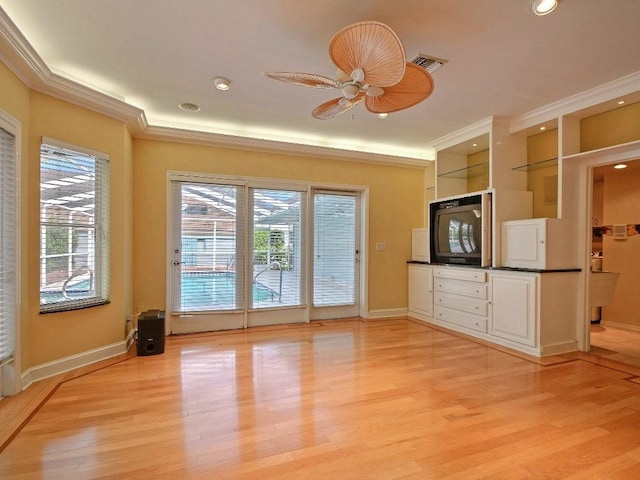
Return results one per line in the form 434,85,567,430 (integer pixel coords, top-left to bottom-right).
313,192,357,306
39,141,110,313
0,127,16,362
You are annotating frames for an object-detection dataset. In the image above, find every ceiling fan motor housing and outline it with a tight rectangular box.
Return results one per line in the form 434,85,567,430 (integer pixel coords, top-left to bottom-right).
342,83,360,99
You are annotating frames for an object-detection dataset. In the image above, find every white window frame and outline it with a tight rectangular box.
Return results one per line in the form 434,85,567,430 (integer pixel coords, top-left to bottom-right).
39,137,110,313
0,109,21,396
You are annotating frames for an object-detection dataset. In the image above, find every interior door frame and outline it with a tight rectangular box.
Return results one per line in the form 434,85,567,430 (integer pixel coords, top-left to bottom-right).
562,141,640,352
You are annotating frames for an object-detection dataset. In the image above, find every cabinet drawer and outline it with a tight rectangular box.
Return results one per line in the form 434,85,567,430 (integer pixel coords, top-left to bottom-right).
434,306,487,333
433,267,486,283
434,278,487,299
435,292,488,317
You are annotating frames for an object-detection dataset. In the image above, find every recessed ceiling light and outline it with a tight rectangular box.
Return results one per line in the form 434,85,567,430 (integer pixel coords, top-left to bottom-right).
531,0,558,16
540,126,546,131
213,77,231,91
614,163,628,169
179,102,200,112
618,100,625,105
472,143,478,147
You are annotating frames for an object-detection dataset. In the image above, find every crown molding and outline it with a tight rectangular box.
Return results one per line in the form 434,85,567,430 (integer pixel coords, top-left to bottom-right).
140,125,432,168
0,8,433,167
510,71,640,133
0,8,148,135
430,117,493,152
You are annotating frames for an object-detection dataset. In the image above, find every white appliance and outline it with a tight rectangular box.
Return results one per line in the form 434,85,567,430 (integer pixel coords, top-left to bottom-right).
411,228,430,262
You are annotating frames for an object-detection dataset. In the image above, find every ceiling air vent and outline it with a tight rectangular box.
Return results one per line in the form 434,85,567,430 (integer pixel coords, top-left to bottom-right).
410,54,448,74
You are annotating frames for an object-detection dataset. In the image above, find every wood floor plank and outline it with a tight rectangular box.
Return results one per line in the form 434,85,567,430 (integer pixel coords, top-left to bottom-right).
3,318,640,479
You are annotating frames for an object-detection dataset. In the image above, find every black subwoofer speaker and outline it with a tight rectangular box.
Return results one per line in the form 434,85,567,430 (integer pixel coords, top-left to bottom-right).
137,310,165,356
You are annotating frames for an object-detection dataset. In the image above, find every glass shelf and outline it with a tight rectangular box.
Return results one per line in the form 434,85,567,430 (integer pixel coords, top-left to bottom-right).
437,162,489,179
426,185,435,191
512,157,558,171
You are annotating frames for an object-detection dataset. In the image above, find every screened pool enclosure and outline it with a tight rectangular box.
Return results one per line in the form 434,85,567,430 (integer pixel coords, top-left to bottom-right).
172,182,358,317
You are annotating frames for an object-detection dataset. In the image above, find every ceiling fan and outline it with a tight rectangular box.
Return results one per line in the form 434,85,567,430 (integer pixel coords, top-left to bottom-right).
263,21,434,120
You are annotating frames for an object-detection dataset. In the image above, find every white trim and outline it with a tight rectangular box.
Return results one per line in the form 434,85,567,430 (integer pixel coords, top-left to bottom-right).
540,340,580,356
0,9,431,166
142,126,434,167
41,136,110,161
599,321,640,334
510,71,640,134
0,108,21,396
562,141,640,353
366,308,408,319
430,117,494,152
20,339,128,391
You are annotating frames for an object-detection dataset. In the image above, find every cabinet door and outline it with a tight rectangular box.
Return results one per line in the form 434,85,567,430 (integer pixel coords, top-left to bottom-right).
408,265,433,318
489,273,536,346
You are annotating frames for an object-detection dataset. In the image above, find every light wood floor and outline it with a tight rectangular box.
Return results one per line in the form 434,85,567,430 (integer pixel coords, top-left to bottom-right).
3,318,640,479
590,323,640,368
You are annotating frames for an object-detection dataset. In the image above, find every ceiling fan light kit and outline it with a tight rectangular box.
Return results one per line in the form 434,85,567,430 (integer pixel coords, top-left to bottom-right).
263,21,435,120
531,0,558,16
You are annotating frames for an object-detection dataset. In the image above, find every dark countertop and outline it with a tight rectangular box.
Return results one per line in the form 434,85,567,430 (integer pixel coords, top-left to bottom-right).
407,260,581,273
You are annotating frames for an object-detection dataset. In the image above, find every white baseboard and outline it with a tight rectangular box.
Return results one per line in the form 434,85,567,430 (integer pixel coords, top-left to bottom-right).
540,340,579,356
599,320,640,333
21,339,129,391
366,308,408,319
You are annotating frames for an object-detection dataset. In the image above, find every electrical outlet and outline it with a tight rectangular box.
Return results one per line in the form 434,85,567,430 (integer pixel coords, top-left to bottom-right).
376,242,386,251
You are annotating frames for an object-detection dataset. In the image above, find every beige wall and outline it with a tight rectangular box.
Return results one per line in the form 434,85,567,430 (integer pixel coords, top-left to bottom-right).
0,59,134,370
581,102,640,152
132,139,425,316
26,92,134,367
466,149,489,193
602,167,640,328
527,129,558,219
1,55,425,374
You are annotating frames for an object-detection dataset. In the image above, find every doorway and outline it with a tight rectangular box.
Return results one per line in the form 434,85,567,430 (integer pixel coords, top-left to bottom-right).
588,158,640,366
167,175,364,334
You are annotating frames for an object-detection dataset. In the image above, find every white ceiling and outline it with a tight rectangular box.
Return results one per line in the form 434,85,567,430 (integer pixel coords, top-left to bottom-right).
2,0,640,163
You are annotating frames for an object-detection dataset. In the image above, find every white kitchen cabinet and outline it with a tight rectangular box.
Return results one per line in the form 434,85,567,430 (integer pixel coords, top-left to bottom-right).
488,269,579,356
432,267,488,333
410,264,580,357
489,272,536,347
408,264,433,320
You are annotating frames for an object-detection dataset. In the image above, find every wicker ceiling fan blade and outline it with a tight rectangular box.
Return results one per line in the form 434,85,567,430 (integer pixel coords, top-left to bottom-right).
364,64,434,114
312,94,364,120
262,71,340,89
329,21,406,87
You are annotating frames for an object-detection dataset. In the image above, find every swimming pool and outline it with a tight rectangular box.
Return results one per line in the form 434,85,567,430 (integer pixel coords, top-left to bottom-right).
41,278,93,305
41,272,276,310
181,272,274,310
